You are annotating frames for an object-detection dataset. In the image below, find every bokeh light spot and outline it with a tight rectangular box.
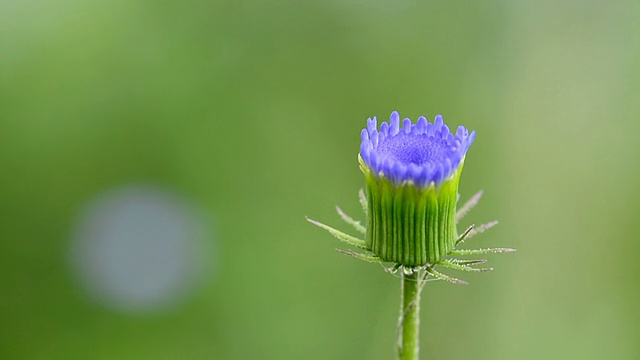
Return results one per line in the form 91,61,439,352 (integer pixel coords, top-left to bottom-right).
69,184,213,313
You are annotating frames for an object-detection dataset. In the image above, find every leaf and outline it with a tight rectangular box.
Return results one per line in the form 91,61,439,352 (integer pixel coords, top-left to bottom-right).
465,221,499,241
336,249,382,263
306,217,368,249
447,258,488,266
336,206,366,234
426,267,468,285
456,190,483,222
455,225,475,246
438,259,493,272
358,188,368,217
450,248,516,255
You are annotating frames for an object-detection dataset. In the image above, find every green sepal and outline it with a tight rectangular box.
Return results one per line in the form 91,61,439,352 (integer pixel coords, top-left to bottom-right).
308,176,515,285
463,221,498,242
361,156,462,266
306,217,368,250
455,225,475,246
426,266,468,285
438,259,493,272
358,189,368,218
335,206,366,235
336,249,383,263
456,190,483,222
447,258,488,266
450,248,516,255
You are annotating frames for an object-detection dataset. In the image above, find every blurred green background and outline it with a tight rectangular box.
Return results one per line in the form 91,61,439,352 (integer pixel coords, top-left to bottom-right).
1,0,639,359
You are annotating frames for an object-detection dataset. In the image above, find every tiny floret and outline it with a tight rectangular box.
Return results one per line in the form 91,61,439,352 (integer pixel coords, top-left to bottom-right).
360,111,475,188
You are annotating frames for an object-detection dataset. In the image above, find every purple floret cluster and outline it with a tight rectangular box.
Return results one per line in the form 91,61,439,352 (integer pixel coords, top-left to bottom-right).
360,111,475,188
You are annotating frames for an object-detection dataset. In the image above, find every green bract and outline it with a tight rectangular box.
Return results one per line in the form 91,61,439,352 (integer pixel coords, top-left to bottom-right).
360,155,463,266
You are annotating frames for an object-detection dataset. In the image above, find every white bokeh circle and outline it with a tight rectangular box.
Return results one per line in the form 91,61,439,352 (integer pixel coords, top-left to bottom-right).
69,184,213,313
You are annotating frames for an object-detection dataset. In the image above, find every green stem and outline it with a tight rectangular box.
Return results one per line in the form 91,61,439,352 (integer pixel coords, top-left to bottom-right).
398,270,422,360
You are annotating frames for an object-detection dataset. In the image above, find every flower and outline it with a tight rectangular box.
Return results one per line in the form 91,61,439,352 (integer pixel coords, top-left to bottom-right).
308,110,513,280
359,111,475,266
307,111,512,360
359,111,475,188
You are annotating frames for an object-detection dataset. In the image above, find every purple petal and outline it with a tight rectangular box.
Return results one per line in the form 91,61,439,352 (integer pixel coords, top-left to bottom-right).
390,111,400,136
367,117,377,133
403,118,412,134
361,129,369,142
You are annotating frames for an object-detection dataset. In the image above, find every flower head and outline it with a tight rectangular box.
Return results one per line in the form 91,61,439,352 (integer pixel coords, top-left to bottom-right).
360,111,475,188
308,110,513,277
357,111,476,266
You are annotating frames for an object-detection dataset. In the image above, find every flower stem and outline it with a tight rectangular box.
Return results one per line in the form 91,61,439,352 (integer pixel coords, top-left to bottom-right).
398,270,422,360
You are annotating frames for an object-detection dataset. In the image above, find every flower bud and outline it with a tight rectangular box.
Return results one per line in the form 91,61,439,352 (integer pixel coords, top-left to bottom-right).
359,112,475,266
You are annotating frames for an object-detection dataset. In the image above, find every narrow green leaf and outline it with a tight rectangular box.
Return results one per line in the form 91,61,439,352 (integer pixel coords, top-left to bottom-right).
358,188,368,217
465,221,498,240
336,249,382,263
447,258,488,266
438,259,493,272
450,248,516,255
336,206,366,234
455,224,475,246
426,267,468,285
306,217,368,249
456,190,483,222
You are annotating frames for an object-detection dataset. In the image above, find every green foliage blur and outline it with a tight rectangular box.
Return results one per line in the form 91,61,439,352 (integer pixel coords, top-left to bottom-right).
1,0,639,359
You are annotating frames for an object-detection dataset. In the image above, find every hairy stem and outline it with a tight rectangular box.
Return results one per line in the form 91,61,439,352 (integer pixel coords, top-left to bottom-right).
397,270,422,360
